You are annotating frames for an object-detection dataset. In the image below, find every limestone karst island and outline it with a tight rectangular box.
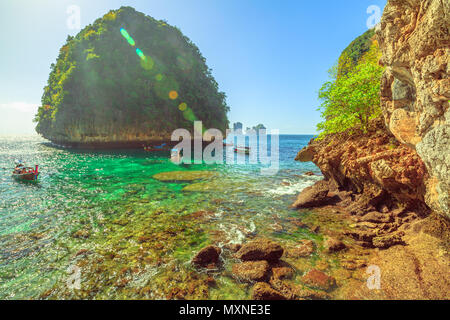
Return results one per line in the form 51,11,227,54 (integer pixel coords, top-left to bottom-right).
0,0,448,307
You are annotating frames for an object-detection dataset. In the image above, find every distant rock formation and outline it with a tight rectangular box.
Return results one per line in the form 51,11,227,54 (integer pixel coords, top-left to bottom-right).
377,0,449,217
233,122,243,131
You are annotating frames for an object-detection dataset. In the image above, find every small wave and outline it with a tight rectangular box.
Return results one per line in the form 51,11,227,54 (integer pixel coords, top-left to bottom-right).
216,223,247,245
266,176,322,195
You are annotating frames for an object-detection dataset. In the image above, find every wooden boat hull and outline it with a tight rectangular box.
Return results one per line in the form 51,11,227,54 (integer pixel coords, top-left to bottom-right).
13,174,38,181
12,172,39,181
234,148,250,155
145,148,171,152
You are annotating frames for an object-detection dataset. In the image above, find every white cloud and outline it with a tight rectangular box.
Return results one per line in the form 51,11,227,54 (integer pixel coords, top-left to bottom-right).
0,102,38,113
0,102,39,135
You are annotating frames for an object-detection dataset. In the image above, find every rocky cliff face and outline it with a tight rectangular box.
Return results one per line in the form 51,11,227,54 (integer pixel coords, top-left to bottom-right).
377,0,449,217
293,0,449,249
295,119,431,247
289,0,450,299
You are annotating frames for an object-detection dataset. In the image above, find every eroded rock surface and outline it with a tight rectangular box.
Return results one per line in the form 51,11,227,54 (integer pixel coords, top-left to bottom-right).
301,269,337,291
292,180,331,208
252,282,286,300
377,0,450,216
232,261,270,282
192,245,221,267
235,239,284,262
324,237,346,253
295,118,432,248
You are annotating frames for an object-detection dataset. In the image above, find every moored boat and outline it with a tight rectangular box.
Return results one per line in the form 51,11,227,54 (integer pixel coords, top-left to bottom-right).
143,143,170,152
12,165,39,181
234,147,250,155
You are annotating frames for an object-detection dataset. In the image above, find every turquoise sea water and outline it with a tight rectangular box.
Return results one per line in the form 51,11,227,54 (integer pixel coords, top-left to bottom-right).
0,135,322,299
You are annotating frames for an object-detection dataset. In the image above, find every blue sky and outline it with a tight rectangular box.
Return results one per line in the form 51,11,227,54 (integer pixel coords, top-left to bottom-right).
0,0,386,135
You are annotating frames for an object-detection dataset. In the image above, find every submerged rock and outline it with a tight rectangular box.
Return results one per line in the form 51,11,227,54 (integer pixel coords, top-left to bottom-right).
324,237,346,253
268,278,330,300
270,261,295,280
192,245,221,267
252,282,286,300
223,243,242,253
294,287,330,300
72,229,90,239
235,239,283,262
301,269,336,291
285,240,315,258
232,261,270,282
182,179,246,192
153,171,218,182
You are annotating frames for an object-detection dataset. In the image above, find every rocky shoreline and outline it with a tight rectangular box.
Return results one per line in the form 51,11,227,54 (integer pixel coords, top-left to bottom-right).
294,118,430,249
191,238,340,300
286,116,449,299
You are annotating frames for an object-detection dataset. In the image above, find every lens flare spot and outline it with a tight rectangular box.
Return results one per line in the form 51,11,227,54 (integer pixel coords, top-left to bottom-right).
140,55,154,70
169,90,178,100
154,77,179,100
182,108,197,122
178,102,187,111
136,48,145,60
120,28,135,46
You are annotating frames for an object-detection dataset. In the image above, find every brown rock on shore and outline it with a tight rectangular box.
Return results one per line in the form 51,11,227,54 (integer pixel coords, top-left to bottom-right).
235,239,283,262
271,261,295,280
192,245,221,267
252,282,286,300
292,180,330,208
295,146,315,162
232,261,270,282
324,238,346,253
223,243,242,253
286,240,315,258
268,278,330,300
302,269,336,291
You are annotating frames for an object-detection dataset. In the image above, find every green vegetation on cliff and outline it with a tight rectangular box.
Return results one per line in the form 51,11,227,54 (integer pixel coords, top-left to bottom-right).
316,31,384,139
337,29,375,77
35,6,229,143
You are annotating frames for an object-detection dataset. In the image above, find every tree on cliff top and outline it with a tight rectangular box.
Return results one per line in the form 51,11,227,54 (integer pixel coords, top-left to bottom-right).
316,39,384,139
34,7,229,142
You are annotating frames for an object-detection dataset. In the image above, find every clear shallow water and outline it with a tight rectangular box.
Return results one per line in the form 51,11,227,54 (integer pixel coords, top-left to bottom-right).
0,135,322,299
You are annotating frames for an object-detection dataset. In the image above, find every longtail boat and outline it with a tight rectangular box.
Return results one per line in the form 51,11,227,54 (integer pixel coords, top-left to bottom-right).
12,165,39,181
234,147,250,155
143,143,170,152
